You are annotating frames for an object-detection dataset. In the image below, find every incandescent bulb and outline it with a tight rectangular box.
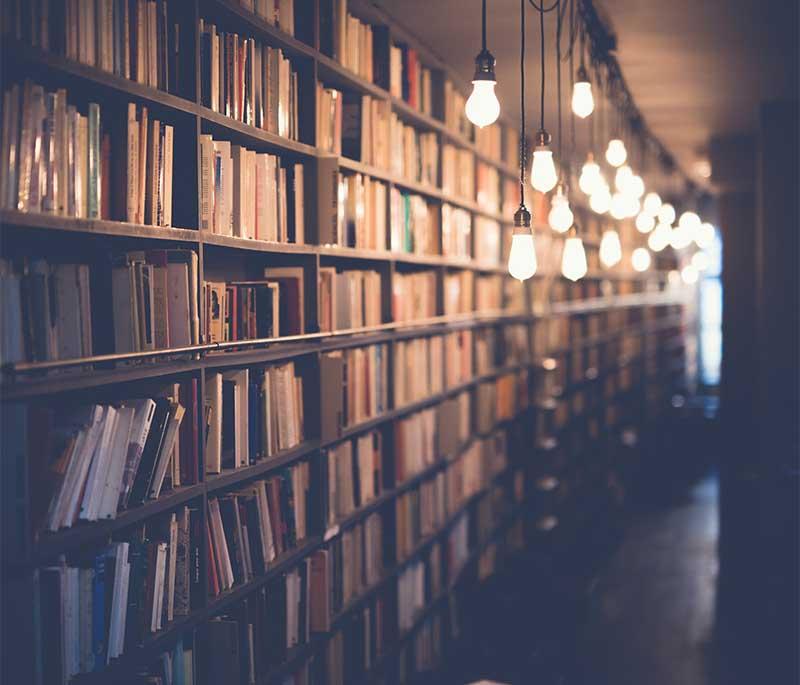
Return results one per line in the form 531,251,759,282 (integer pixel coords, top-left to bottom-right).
695,222,715,248
643,192,662,216
667,269,681,287
636,212,655,233
610,192,628,219
681,264,699,284
658,203,676,225
631,247,651,272
465,80,501,128
606,138,627,167
531,147,558,193
590,184,612,214
548,187,574,233
670,224,693,249
579,156,601,195
615,165,633,192
628,175,645,199
692,251,710,271
678,211,701,232
561,235,588,281
599,229,622,267
572,80,594,119
623,195,641,218
648,222,672,251
508,232,537,281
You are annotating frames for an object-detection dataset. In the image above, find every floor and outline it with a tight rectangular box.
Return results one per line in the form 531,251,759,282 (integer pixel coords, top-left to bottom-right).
440,476,720,685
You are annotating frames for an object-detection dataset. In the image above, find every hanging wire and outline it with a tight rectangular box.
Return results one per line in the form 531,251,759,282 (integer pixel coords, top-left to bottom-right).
528,0,559,13
556,0,562,163
539,0,545,130
568,0,576,156
481,0,487,51
519,0,526,199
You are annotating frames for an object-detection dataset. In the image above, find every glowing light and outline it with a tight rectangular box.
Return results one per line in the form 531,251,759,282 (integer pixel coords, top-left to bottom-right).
636,212,656,233
695,222,716,249
548,187,574,233
658,203,676,225
643,192,662,216
681,264,699,284
507,232,537,281
531,147,558,193
561,235,588,281
648,222,672,251
589,183,612,214
631,247,651,272
692,251,710,271
606,138,627,167
465,79,501,128
572,80,594,118
599,229,622,267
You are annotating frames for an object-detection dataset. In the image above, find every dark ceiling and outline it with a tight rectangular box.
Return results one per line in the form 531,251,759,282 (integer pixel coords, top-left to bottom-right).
375,0,799,191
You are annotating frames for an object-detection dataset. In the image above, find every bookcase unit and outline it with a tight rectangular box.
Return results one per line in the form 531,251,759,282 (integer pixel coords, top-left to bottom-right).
0,2,691,684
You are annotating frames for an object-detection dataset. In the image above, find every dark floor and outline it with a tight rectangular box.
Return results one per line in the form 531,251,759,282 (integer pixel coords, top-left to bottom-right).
440,476,720,685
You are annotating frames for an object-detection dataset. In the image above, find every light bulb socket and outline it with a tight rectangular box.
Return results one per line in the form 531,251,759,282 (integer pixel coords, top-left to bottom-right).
513,204,532,229
472,48,496,81
534,129,551,147
576,65,590,84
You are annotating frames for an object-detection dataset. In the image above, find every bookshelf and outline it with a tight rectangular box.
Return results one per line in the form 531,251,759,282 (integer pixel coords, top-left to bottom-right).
0,1,690,684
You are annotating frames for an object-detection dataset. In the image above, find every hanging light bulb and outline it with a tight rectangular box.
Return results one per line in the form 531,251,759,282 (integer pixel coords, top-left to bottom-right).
635,212,655,233
508,205,537,281
548,185,574,233
590,182,612,214
606,138,627,167
648,222,672,251
561,226,588,281
571,66,594,118
692,251,710,271
631,247,651,272
615,165,633,192
695,222,715,248
578,154,601,195
678,211,701,233
667,269,682,287
531,130,558,193
610,192,628,219
658,202,676,225
599,229,622,267
465,0,500,128
628,175,645,199
643,192,662,216
681,264,699,284
670,223,694,249
623,195,641,218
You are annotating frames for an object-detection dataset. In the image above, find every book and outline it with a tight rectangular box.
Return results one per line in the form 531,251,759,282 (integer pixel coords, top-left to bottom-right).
318,267,382,333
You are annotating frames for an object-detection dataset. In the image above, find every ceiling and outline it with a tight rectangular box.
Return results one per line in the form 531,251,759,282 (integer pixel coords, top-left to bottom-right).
374,0,798,192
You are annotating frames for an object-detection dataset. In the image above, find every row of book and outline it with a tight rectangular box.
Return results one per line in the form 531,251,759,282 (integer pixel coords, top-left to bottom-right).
444,270,474,315
238,0,297,36
475,325,530,375
391,270,436,323
38,386,196,532
37,506,202,683
199,134,305,242
318,267,382,333
394,337,444,407
204,363,305,473
474,124,520,169
324,431,383,527
389,189,439,256
199,20,299,140
4,0,179,93
443,79,471,139
321,0,375,82
389,42,433,115
389,114,438,186
202,266,305,343
442,144,475,201
320,168,388,250
441,204,471,261
395,472,446,562
475,216,501,265
1,84,174,226
476,162,501,213
206,463,311,594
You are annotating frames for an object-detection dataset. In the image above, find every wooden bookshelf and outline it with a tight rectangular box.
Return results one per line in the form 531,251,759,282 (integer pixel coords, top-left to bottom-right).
0,1,691,683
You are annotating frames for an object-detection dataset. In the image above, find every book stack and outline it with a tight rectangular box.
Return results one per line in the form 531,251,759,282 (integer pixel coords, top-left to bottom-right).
199,21,299,140
0,258,92,364
475,274,502,313
474,217,501,266
239,0,296,36
389,115,438,186
443,270,474,316
395,471,445,561
204,363,305,473
5,0,180,93
320,0,374,81
441,204,471,260
389,189,440,255
206,462,311,594
199,134,304,243
394,407,437,483
35,388,198,533
335,173,389,248
389,43,433,114
391,271,437,322
202,266,305,343
443,79,472,139
320,344,389,439
475,124,502,163
476,163,500,213
394,336,443,407
35,506,202,681
319,267,381,333
0,84,174,225
324,430,383,526
341,94,391,168
112,249,199,353
444,330,473,388
316,85,342,154
442,144,475,201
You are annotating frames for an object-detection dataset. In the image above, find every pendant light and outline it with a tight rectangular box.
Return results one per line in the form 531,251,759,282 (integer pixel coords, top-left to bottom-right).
610,192,627,219
615,165,633,192
508,0,537,281
579,154,601,194
531,3,557,193
549,0,573,234
561,225,588,281
643,191,662,216
635,211,655,233
606,138,627,167
648,221,672,251
572,65,594,119
631,247,651,272
590,181,611,214
465,0,501,128
599,228,622,267
692,251,710,272
658,202,676,225
681,264,699,284
695,222,715,248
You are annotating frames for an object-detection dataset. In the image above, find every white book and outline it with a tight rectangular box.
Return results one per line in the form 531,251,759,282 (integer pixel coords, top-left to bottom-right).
256,481,276,563
114,556,131,658
107,542,129,660
205,372,223,474
162,124,173,227
166,513,178,623
148,403,186,499
79,406,119,522
98,406,135,518
199,134,214,230
151,542,167,633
